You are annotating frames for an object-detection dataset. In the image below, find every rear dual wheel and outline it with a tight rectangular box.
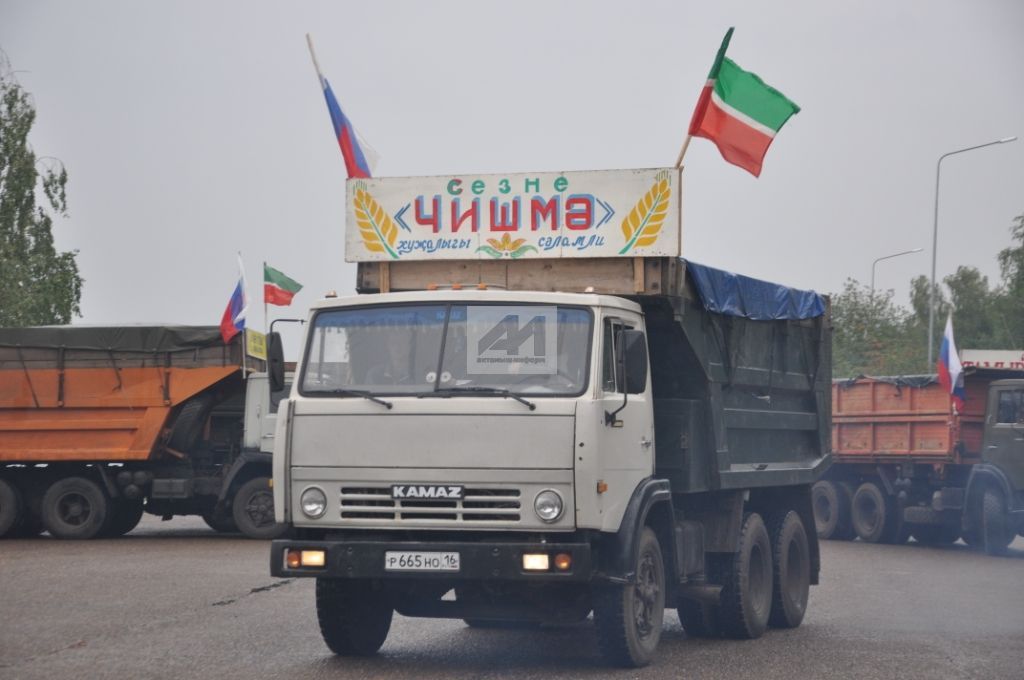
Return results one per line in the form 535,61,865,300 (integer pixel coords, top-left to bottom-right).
851,482,905,544
679,511,809,639
812,481,855,540
42,477,110,540
102,500,145,537
0,478,23,538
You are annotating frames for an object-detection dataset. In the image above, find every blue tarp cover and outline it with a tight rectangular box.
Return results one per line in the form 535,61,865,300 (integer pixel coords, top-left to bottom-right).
685,260,826,321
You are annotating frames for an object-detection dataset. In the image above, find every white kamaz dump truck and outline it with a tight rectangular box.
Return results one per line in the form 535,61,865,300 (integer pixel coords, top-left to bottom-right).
269,169,831,667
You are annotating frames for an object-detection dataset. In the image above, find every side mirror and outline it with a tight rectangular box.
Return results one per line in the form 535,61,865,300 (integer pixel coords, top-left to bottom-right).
618,330,648,395
267,332,286,392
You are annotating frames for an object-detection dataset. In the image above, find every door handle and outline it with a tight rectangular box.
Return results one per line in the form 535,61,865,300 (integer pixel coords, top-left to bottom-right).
262,433,275,439
640,437,652,449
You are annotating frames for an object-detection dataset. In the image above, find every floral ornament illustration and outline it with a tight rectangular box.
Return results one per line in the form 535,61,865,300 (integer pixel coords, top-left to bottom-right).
619,173,671,254
476,233,538,259
353,185,400,259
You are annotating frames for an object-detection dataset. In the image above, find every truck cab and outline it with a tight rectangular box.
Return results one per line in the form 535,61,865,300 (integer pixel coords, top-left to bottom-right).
970,379,1024,549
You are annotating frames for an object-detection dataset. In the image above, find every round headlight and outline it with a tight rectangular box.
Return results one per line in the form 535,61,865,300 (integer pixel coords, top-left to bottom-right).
300,487,327,519
534,489,564,523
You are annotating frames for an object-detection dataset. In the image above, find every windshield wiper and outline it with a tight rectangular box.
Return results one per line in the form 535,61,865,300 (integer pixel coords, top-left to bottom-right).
427,386,536,411
317,389,393,410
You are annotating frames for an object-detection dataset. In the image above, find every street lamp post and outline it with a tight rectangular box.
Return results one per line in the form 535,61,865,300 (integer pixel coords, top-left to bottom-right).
871,248,923,299
927,136,1017,367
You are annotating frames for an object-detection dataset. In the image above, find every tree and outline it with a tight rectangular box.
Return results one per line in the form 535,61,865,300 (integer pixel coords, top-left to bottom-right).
0,59,82,326
831,279,923,378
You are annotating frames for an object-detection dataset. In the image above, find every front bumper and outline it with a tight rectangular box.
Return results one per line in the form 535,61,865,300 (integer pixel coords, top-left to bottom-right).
270,538,593,581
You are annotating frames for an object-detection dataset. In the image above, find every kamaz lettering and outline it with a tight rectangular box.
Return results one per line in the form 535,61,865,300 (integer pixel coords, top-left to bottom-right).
391,485,465,500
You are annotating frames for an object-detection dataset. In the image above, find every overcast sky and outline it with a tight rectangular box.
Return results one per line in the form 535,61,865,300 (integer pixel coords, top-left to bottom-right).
2,1,1022,355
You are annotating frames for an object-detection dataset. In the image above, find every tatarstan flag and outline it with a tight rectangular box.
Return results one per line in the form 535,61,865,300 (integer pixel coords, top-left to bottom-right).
264,264,303,306
688,28,800,177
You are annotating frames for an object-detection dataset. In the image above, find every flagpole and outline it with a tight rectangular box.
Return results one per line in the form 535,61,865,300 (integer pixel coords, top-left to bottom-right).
674,135,692,169
263,260,268,338
306,33,325,83
239,251,248,377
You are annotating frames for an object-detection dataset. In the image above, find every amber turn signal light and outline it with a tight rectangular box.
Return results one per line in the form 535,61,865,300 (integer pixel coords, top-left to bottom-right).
554,553,572,571
286,549,326,569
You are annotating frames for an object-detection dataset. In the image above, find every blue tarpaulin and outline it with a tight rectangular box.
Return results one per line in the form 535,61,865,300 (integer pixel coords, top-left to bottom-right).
685,260,826,321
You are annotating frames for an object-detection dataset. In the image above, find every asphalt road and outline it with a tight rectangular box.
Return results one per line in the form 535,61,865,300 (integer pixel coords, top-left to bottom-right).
1,517,1022,680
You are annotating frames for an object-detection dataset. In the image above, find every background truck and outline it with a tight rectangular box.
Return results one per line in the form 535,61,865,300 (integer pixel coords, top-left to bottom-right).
813,372,1024,555
0,325,289,540
270,255,832,667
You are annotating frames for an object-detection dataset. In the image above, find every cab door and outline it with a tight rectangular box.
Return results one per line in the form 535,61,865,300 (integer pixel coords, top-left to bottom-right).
983,385,1024,491
596,315,655,526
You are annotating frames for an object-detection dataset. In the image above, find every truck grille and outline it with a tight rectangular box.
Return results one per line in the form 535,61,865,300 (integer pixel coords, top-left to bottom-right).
339,486,521,523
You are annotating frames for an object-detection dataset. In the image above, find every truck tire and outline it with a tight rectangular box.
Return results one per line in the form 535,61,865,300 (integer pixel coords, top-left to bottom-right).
316,578,393,656
812,481,853,540
766,511,810,629
851,482,900,543
910,524,960,546
41,476,110,540
232,477,287,539
202,509,239,534
168,394,215,451
835,482,857,540
676,598,720,638
0,478,23,538
982,488,1013,556
103,500,145,537
717,512,773,639
593,527,665,667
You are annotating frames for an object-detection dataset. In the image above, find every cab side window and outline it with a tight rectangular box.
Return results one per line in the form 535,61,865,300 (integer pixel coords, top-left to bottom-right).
601,318,633,394
996,390,1024,423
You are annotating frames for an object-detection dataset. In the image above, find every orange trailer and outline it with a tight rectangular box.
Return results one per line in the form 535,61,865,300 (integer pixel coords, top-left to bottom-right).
0,326,286,540
814,370,1012,547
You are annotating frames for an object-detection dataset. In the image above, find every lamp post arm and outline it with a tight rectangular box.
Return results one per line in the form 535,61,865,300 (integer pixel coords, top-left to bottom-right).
927,136,1017,367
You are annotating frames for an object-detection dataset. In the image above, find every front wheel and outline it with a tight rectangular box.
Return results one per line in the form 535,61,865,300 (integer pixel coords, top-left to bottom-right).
316,578,393,656
593,527,665,668
982,489,1013,556
232,477,286,539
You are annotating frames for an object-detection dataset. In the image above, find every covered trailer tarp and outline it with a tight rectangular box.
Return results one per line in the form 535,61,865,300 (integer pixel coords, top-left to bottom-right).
685,260,826,321
0,325,248,462
640,260,831,494
0,325,225,353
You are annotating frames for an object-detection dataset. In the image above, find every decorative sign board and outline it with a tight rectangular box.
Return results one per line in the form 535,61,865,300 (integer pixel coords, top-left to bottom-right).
344,168,681,262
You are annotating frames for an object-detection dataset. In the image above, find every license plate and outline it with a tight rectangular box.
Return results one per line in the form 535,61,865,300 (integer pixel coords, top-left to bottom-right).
384,551,461,572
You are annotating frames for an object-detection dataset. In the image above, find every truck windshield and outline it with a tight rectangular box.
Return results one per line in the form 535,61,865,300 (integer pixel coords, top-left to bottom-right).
301,303,592,397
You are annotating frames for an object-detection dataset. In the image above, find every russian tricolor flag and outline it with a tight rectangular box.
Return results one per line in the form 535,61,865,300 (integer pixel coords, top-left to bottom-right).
319,75,372,179
220,255,248,344
937,313,966,411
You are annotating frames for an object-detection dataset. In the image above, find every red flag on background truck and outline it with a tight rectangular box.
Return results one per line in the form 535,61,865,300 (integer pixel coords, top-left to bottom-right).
264,264,303,306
